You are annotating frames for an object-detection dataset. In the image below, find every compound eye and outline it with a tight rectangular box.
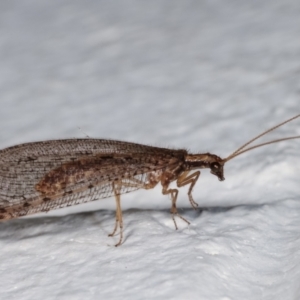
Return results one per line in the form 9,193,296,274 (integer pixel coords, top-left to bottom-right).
210,162,220,171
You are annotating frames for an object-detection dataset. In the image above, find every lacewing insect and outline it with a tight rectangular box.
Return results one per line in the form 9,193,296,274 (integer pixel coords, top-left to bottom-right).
0,114,299,246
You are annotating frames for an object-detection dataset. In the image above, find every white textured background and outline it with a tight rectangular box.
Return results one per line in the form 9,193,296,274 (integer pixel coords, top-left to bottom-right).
1,1,300,299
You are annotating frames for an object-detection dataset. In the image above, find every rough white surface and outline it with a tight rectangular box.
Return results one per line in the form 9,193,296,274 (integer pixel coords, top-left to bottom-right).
0,1,300,299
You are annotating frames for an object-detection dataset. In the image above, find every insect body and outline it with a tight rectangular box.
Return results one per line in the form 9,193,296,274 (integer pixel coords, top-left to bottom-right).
0,114,299,246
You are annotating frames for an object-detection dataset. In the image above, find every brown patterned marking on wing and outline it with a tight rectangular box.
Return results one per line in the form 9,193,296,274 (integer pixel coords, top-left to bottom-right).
35,152,183,197
35,155,135,196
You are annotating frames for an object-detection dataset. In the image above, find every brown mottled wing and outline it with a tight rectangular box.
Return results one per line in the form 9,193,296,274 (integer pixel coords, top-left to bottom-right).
0,139,186,219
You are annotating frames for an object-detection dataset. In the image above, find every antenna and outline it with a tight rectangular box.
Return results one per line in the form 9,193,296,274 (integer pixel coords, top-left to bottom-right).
224,135,300,161
224,113,300,162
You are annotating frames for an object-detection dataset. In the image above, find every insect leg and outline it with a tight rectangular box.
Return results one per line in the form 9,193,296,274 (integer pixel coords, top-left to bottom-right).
109,181,124,247
161,184,191,229
108,175,160,246
176,171,200,210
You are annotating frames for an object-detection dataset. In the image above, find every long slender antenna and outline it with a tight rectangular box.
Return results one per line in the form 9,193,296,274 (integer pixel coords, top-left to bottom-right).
224,113,300,162
224,135,300,162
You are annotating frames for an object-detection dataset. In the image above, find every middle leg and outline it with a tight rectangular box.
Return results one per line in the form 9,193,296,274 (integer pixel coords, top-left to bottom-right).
176,171,201,210
161,184,191,229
